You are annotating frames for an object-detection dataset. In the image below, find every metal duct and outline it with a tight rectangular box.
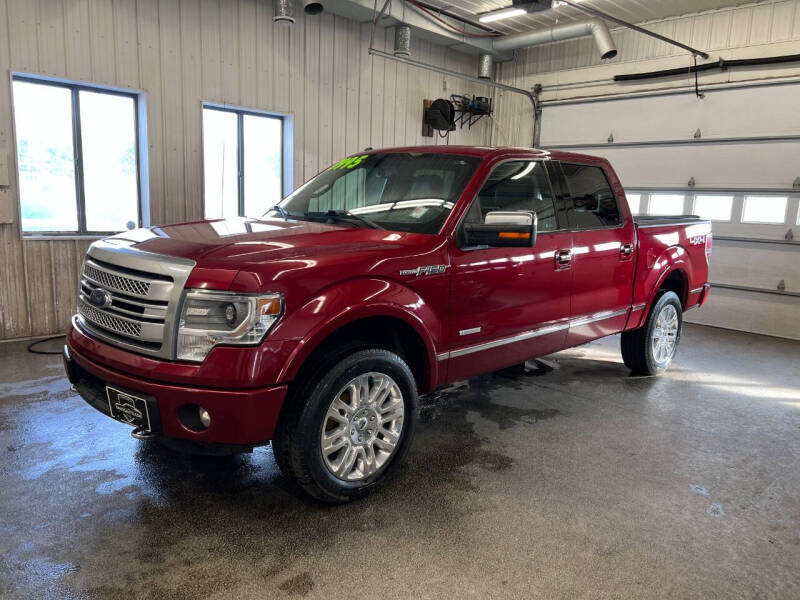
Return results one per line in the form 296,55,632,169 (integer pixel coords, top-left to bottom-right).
274,0,295,25
304,0,324,15
492,17,617,60
394,25,411,57
478,54,494,80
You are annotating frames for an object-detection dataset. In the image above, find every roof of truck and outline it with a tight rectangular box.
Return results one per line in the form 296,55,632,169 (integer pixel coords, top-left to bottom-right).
363,145,607,164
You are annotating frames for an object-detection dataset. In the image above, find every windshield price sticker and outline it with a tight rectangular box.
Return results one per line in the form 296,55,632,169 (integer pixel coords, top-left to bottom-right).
329,155,369,170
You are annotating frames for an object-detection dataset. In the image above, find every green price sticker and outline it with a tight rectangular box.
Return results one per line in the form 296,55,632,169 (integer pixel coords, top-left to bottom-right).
329,154,369,170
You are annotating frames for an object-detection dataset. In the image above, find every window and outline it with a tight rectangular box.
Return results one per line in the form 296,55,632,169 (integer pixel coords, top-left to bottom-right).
279,153,480,235
648,194,685,216
560,163,620,228
693,195,733,221
626,193,641,215
465,161,558,231
12,76,141,234
742,196,788,224
203,105,283,219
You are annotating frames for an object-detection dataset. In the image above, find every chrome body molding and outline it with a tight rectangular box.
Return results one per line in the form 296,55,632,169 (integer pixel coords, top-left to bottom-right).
632,303,647,312
459,327,482,336
568,308,629,329
438,308,630,360
690,287,705,295
75,238,196,360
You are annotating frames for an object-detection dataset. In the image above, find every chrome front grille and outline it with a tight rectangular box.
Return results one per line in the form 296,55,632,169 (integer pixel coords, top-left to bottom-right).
78,300,143,338
74,240,196,359
83,262,150,297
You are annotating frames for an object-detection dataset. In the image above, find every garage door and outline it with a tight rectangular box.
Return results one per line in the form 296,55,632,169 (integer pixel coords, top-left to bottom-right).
539,81,800,340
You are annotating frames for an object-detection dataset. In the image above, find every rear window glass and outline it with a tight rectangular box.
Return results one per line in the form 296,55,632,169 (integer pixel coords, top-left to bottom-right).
561,163,620,229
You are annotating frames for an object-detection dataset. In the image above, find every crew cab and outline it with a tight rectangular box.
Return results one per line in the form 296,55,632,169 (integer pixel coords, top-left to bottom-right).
63,146,712,502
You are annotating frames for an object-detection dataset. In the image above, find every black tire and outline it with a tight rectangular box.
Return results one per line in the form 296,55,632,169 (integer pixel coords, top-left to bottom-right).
273,348,418,503
621,291,683,376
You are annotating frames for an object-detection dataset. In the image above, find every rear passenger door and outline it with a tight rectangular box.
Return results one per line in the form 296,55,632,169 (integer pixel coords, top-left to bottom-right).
447,159,573,380
553,161,635,346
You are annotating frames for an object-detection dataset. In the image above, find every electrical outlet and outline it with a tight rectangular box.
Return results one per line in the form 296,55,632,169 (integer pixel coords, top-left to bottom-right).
0,188,14,224
0,147,8,186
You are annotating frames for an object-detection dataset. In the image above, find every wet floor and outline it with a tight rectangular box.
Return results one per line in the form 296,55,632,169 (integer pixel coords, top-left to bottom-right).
1,324,799,599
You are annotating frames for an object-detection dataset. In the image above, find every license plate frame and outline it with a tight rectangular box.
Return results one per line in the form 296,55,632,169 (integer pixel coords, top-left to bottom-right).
106,386,152,431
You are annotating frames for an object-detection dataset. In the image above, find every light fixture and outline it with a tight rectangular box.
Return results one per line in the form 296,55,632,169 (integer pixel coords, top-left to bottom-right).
478,7,527,23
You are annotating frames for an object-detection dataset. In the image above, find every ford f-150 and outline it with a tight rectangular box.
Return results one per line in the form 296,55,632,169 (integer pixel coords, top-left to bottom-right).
63,146,712,502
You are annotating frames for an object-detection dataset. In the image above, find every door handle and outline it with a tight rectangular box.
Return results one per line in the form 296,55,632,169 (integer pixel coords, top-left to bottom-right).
555,249,572,269
620,244,633,258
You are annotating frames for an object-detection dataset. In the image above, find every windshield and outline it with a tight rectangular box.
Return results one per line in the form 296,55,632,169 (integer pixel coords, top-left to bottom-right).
269,152,481,234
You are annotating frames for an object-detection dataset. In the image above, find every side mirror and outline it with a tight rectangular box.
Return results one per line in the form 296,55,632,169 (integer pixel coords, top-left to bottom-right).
463,211,537,248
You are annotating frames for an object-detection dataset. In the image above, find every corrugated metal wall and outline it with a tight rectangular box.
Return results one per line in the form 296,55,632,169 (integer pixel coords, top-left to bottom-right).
0,0,491,341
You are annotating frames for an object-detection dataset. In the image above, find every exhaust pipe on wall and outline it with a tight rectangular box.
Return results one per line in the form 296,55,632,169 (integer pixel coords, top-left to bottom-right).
304,0,325,14
478,54,494,80
394,25,411,57
274,0,295,25
492,17,617,60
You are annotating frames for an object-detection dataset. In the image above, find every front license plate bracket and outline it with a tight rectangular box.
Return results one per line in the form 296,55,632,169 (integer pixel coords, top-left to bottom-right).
106,386,152,431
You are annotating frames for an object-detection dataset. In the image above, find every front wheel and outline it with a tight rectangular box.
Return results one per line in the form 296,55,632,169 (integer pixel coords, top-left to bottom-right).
274,348,418,503
621,291,683,376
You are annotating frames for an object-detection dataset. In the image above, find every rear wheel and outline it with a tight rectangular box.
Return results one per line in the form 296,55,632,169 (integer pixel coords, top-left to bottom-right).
273,348,418,503
621,291,682,376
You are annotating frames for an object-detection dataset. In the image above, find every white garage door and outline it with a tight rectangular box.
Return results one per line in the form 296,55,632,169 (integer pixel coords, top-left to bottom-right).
539,81,800,340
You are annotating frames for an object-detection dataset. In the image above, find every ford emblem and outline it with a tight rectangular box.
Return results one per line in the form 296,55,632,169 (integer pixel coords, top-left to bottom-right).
89,288,113,309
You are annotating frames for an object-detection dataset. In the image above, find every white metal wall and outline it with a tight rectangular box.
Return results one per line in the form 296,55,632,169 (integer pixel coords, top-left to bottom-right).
0,0,491,341
493,0,800,340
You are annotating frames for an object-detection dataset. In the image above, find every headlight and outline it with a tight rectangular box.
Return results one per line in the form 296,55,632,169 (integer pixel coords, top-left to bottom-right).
176,291,283,362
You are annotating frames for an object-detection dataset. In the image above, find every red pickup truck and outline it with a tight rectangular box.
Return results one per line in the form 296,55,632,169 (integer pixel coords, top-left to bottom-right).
63,146,712,502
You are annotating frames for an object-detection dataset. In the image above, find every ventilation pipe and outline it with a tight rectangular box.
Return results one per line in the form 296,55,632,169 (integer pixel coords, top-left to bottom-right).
304,0,324,15
491,17,617,59
478,54,494,79
274,0,295,25
394,25,411,57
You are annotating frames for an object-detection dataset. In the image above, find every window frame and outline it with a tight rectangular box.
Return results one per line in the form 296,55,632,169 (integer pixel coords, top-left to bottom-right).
624,192,642,216
741,194,789,225
556,161,623,231
692,193,734,223
456,158,563,250
646,192,688,217
11,73,146,238
201,102,288,219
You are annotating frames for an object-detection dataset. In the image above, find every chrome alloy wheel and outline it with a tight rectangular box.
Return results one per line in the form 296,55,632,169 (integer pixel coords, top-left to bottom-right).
320,372,405,482
651,304,679,366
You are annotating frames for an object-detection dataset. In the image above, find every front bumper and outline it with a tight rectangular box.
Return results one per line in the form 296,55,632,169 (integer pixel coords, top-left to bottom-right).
64,344,288,446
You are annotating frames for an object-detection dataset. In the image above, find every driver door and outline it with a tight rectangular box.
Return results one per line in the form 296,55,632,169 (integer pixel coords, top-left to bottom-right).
447,159,573,381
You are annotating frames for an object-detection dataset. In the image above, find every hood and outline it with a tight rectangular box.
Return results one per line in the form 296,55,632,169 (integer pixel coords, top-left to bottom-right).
106,217,436,267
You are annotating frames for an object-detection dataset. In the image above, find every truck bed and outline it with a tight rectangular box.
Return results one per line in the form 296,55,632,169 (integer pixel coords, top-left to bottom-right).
633,215,704,228
627,214,712,331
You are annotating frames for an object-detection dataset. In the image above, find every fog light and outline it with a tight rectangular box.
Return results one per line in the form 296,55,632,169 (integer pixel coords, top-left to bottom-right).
178,403,211,432
199,407,211,428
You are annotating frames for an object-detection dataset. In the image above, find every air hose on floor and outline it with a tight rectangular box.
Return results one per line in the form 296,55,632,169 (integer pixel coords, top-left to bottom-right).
27,335,66,355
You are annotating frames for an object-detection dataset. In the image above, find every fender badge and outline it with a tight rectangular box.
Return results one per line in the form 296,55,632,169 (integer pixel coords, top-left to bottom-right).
399,265,447,276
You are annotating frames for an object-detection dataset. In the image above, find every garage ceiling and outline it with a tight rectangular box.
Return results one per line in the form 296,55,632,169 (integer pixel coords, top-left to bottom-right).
423,0,764,34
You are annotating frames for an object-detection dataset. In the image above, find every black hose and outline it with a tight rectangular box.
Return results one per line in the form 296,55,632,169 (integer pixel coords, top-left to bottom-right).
27,335,66,355
614,53,800,82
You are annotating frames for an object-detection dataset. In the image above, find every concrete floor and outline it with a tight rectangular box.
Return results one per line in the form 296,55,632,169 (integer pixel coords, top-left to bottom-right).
1,324,799,599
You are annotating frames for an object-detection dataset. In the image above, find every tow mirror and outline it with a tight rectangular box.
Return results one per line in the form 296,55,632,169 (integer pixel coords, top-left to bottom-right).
463,211,537,248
